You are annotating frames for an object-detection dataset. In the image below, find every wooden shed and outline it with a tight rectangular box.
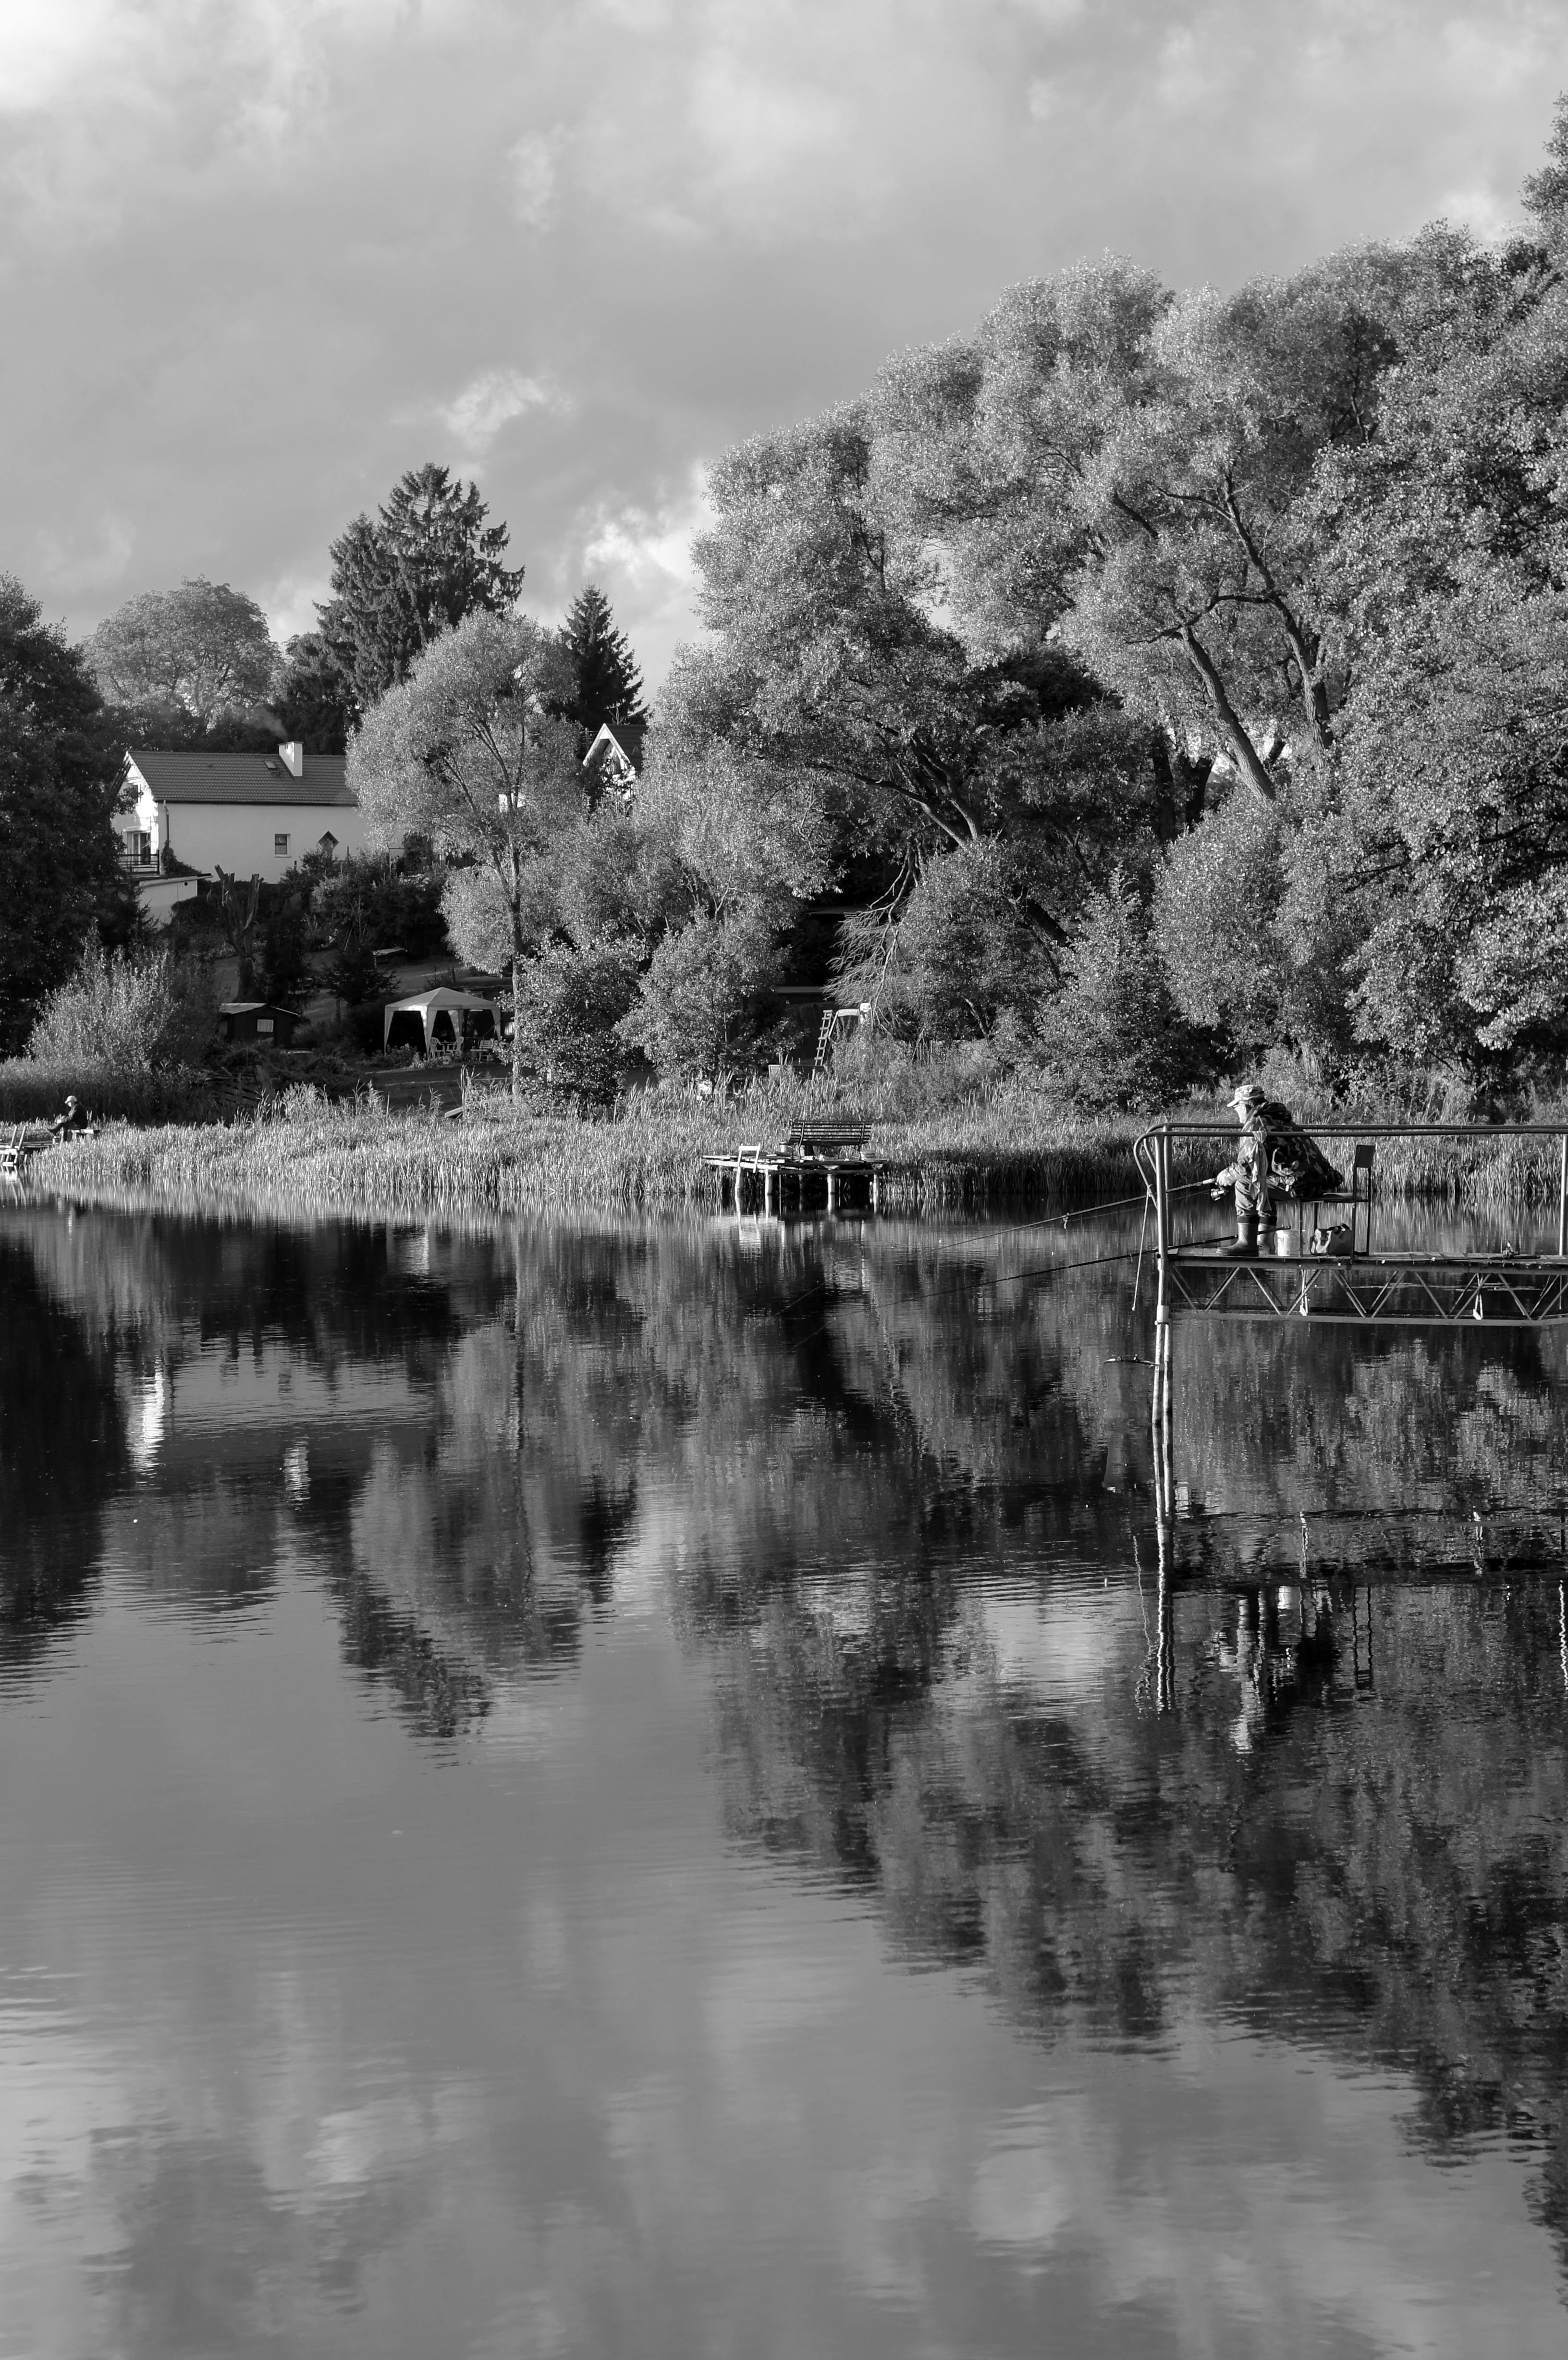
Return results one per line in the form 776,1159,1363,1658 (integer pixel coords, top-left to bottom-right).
218,1000,301,1046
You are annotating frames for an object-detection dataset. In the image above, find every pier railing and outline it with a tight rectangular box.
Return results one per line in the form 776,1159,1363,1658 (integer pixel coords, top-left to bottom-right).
1134,1119,1568,1328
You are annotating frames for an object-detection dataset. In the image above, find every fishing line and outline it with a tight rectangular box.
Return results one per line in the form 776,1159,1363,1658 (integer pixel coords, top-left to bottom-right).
983,1229,1238,1287
968,1178,1214,1246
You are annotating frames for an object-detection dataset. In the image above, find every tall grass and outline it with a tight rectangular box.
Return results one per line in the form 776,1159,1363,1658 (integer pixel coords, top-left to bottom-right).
21,1063,1568,1222
0,1059,211,1126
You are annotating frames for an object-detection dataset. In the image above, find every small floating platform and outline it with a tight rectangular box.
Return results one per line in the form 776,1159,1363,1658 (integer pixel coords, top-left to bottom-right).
710,1130,887,1215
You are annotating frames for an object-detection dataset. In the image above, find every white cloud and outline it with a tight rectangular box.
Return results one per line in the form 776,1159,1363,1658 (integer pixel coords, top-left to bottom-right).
510,124,565,229
576,468,715,692
1437,184,1522,244
440,369,565,454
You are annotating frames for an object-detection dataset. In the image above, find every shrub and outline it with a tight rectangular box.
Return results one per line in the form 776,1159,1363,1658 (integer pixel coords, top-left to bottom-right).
515,942,639,1103
25,935,215,1072
618,908,780,1082
1033,873,1212,1113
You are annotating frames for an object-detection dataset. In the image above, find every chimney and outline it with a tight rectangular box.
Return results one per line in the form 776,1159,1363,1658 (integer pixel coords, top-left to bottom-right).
278,741,304,778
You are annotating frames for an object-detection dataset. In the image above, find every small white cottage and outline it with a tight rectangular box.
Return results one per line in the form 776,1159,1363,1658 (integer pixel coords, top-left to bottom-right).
119,742,367,914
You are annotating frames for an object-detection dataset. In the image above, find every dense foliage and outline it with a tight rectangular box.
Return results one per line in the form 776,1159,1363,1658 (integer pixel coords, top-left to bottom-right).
0,578,132,1052
631,97,1568,1106
86,578,279,726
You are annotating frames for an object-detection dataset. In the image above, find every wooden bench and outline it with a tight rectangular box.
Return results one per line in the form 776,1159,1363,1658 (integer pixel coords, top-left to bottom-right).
783,1127,868,1161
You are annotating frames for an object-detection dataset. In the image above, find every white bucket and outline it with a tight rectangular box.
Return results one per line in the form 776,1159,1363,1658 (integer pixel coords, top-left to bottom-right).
1270,1228,1300,1259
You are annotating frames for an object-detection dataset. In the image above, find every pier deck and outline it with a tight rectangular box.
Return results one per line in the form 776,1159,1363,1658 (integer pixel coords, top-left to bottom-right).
710,1132,887,1215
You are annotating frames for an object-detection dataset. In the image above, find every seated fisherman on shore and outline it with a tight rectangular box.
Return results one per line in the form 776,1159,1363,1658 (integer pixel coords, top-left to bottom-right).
1212,1082,1342,1256
49,1094,89,1143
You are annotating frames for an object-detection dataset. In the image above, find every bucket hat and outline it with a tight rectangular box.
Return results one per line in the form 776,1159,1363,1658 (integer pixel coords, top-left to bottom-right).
1227,1082,1265,1114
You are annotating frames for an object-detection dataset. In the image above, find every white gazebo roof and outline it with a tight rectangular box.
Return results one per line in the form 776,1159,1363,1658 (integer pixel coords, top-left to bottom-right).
382,987,496,1049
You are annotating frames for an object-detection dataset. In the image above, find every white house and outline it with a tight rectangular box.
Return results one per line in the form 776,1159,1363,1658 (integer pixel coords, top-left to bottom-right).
118,741,367,915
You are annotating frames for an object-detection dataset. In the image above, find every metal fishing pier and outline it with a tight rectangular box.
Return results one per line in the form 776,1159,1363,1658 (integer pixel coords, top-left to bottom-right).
1134,1121,1568,1705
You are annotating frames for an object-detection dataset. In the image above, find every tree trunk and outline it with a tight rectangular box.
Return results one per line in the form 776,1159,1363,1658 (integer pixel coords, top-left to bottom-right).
1178,626,1277,805
510,899,526,1102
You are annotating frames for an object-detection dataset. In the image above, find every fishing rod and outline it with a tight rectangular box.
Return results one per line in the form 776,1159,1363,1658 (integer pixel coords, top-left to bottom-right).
981,1231,1237,1288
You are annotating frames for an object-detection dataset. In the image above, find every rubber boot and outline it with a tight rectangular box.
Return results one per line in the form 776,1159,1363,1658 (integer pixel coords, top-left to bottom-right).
1221,1216,1258,1258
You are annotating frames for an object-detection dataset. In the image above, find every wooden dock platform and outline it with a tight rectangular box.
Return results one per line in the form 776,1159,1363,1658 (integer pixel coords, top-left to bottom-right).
710,1129,887,1215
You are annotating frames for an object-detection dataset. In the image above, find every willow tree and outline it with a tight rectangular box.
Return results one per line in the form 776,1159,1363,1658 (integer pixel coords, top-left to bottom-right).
348,611,580,1096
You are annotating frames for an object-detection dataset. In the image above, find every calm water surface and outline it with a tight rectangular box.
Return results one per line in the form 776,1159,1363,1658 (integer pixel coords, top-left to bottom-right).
2,1197,1567,2358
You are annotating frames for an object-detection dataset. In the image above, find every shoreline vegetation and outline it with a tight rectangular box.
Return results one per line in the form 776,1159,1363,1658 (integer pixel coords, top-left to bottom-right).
11,1070,1568,1225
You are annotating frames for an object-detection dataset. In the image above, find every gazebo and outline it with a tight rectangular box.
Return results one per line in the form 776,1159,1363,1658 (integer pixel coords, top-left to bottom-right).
381,987,497,1055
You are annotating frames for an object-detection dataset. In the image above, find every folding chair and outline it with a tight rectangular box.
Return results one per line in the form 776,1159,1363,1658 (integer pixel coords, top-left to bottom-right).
1304,1142,1375,1255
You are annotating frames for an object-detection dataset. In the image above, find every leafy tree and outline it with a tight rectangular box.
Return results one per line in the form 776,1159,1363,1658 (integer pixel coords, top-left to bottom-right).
557,584,647,741
0,578,131,1050
311,849,450,964
515,941,640,1101
617,906,782,1084
1328,582,1568,1061
86,578,279,724
610,741,833,1081
320,464,525,723
272,629,353,754
348,610,577,1096
1035,871,1210,1110
664,407,1168,1037
862,840,1047,1042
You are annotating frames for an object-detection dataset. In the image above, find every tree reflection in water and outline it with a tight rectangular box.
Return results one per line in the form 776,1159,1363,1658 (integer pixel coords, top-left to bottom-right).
4,1199,1568,2269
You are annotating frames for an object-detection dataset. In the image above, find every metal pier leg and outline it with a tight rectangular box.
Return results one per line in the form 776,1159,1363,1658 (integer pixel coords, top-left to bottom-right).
825,1168,837,1215
1558,1132,1566,1259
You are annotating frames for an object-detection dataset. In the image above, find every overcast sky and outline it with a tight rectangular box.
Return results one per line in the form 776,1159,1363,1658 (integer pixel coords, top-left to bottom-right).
1,0,1560,693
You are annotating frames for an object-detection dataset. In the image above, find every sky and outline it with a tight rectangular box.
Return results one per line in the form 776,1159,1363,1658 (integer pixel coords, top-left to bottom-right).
0,0,1562,694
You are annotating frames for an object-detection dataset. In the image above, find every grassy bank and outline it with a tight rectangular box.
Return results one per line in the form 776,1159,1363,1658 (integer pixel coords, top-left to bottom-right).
18,1072,1568,1225
23,1087,1156,1221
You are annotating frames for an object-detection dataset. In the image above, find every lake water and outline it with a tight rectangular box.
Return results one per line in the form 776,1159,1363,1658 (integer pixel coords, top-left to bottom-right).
3,1196,1568,2358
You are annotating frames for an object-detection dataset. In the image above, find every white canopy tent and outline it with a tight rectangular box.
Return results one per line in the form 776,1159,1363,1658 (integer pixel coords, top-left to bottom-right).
382,986,497,1053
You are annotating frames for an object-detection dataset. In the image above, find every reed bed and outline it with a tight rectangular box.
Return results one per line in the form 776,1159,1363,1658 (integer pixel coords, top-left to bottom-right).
20,1077,1568,1225
29,1087,1154,1222
0,1058,209,1126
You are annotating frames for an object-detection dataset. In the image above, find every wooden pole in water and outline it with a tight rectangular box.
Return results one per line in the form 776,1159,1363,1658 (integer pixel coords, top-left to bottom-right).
1558,1132,1567,1258
1152,1123,1162,1435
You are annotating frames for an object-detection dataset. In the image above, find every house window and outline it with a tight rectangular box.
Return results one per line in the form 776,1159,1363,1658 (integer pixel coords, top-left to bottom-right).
257,1018,275,1036
126,830,151,864
274,833,290,858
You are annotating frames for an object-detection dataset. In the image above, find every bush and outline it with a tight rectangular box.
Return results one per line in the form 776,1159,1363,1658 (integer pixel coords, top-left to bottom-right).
850,841,1050,1043
618,908,780,1082
1033,873,1213,1113
515,942,639,1103
25,935,217,1072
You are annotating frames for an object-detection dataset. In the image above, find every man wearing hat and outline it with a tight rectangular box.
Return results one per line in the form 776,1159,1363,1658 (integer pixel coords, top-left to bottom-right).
1212,1081,1274,1255
1212,1082,1342,1255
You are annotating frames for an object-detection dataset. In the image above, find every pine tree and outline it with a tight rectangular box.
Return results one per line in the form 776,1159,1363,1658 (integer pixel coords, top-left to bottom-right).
558,585,647,741
318,464,525,724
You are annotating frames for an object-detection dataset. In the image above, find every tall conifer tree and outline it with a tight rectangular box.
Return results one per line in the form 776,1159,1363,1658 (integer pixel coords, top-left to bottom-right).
319,464,525,724
558,585,648,741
